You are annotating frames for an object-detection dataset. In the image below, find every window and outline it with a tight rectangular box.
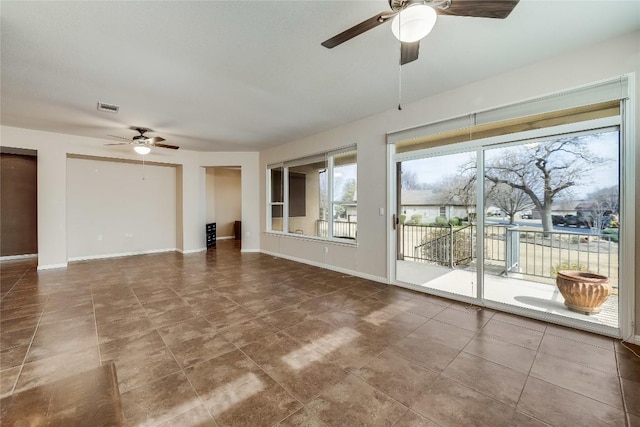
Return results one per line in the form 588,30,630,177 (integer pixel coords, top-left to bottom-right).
269,167,284,231
439,206,446,218
267,146,357,241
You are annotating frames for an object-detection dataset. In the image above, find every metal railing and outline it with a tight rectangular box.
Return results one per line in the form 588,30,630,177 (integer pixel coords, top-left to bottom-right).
408,224,474,267
516,229,615,280
402,223,617,282
316,220,357,239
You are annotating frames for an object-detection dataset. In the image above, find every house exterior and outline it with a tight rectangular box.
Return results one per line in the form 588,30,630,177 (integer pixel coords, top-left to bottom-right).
401,189,470,224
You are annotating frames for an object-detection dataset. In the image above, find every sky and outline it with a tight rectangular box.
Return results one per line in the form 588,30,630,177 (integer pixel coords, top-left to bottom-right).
400,130,619,199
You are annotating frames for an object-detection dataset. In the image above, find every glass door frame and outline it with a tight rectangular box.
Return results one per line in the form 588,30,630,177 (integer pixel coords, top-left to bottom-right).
388,114,635,339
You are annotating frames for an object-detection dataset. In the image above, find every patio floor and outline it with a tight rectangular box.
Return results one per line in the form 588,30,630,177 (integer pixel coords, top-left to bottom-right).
396,260,618,330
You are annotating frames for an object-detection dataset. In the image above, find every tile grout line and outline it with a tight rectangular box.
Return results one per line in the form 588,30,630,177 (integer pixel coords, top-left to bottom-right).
134,264,221,425
399,311,526,423
0,265,33,303
154,326,220,426
234,343,314,426
614,349,632,426
510,319,547,410
9,293,50,395
89,281,103,367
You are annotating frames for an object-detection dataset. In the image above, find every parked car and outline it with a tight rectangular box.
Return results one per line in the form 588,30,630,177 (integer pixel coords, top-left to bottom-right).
564,215,583,227
564,214,595,228
521,213,533,219
552,215,565,225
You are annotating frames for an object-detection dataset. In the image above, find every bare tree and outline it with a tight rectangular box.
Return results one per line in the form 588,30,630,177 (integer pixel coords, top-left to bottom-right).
484,136,606,233
583,185,619,233
401,170,428,190
439,168,476,221
586,185,619,213
487,183,534,224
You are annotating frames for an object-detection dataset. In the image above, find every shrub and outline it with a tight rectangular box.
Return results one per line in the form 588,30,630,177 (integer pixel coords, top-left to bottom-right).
435,216,448,226
399,214,406,224
449,216,461,226
411,214,422,224
551,261,587,277
411,214,423,224
601,228,619,243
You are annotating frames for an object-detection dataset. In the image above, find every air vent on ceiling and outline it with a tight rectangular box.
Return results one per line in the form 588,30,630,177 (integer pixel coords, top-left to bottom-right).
97,102,119,113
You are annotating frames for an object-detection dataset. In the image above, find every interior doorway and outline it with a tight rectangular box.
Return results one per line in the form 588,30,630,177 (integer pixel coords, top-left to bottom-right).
205,167,242,250
1,148,38,259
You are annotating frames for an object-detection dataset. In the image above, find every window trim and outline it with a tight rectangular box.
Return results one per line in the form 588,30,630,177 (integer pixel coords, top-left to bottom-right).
267,145,357,243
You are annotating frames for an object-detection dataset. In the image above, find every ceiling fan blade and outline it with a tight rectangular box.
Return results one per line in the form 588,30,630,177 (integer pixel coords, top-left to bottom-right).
438,0,519,19
153,143,180,150
147,136,166,143
321,12,394,49
106,134,132,142
400,41,420,65
104,142,130,146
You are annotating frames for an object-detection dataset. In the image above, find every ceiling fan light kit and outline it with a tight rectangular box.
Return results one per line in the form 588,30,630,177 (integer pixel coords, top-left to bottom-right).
391,4,437,42
133,145,151,155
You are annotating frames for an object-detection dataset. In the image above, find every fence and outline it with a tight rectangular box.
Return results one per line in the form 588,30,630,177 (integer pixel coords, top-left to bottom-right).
402,223,617,282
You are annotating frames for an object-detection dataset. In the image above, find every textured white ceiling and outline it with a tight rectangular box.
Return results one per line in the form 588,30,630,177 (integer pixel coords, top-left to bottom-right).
1,1,639,151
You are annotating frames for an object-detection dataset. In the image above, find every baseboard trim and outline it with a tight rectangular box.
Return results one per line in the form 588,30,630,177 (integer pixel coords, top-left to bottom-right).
176,248,206,254
68,248,177,262
240,249,260,253
37,263,68,271
260,250,388,285
217,236,235,241
1,254,37,261
634,335,640,345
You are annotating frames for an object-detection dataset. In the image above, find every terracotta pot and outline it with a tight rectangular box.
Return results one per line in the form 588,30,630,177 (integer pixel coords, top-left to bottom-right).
555,270,611,315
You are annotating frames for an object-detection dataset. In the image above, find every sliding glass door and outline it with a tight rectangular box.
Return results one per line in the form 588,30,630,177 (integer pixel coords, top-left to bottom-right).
482,128,620,329
394,125,623,334
395,151,477,299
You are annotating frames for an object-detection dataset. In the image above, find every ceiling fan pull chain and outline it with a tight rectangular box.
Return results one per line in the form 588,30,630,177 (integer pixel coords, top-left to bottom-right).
398,64,402,111
398,10,402,111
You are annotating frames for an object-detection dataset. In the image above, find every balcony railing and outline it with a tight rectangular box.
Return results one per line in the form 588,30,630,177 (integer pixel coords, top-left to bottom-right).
401,223,617,284
316,220,357,239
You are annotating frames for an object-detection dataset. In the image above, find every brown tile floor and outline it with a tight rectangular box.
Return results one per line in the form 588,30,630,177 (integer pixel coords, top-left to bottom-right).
1,240,639,426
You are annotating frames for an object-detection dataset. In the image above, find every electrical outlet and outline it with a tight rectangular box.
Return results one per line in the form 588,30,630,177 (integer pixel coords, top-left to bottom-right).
324,246,328,254
97,234,103,241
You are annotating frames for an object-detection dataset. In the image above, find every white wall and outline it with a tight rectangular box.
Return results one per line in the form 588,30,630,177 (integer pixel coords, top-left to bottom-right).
0,127,261,266
260,32,640,290
205,168,216,224
66,158,176,259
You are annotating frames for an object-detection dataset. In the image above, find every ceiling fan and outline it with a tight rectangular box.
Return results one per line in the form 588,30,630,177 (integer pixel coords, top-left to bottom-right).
106,127,179,154
321,0,519,65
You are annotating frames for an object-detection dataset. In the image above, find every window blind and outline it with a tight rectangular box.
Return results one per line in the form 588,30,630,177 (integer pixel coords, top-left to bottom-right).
388,76,629,153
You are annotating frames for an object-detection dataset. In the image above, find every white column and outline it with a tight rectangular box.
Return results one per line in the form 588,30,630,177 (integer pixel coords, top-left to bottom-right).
37,147,67,269
179,159,206,253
